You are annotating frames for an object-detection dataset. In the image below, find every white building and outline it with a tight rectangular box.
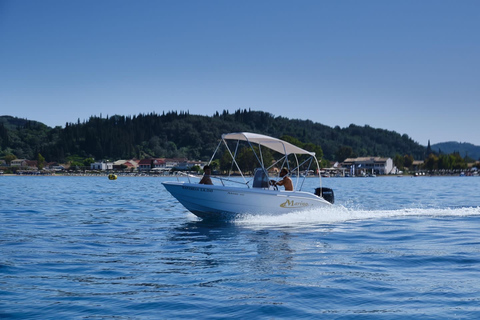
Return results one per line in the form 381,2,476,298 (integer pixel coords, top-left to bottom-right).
91,162,113,171
343,157,394,176
10,159,28,167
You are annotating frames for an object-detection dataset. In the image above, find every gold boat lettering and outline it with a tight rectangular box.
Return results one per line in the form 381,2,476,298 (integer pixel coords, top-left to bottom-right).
280,199,310,208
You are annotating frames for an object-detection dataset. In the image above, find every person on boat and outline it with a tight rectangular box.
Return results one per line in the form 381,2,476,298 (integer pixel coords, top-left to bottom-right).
199,165,213,185
272,168,293,191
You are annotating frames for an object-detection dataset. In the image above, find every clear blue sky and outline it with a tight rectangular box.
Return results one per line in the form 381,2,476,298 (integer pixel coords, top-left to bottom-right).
1,0,479,146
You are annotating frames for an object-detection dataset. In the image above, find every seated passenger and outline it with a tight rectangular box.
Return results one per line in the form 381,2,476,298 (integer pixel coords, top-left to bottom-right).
199,165,213,185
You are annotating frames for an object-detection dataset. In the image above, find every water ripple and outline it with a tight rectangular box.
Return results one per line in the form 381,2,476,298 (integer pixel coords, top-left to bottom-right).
1,176,480,319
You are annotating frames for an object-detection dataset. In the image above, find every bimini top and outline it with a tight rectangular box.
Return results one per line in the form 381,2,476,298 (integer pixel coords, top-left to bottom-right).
222,132,315,156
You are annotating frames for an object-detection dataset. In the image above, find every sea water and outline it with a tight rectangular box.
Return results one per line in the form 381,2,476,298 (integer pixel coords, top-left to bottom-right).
1,175,479,319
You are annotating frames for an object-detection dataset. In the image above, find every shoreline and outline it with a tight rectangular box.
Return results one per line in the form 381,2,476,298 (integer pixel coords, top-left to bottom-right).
1,173,475,178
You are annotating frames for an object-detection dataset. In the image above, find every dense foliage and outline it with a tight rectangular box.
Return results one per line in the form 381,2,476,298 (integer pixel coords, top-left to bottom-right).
424,152,470,171
431,142,480,162
1,110,430,165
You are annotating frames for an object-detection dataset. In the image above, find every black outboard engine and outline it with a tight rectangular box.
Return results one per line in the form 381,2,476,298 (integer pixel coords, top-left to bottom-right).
315,187,335,204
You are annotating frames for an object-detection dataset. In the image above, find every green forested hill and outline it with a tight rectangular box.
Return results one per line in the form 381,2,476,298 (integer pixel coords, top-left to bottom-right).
431,142,480,161
0,110,427,163
0,115,61,161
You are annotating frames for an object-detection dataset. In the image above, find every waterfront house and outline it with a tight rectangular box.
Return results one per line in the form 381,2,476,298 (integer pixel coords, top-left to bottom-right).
91,161,113,171
25,160,38,170
113,160,138,171
342,157,394,176
138,159,153,171
46,162,65,171
188,160,204,169
174,158,190,170
165,158,181,170
152,158,167,171
10,159,28,167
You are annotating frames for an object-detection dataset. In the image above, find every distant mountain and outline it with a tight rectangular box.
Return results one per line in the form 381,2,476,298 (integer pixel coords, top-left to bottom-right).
0,115,48,130
431,142,480,161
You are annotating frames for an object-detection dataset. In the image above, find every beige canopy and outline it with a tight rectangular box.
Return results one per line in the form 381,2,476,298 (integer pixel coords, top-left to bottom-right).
222,132,315,156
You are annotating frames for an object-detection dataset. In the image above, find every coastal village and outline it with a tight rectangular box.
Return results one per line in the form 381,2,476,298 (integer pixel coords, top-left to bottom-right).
1,156,478,177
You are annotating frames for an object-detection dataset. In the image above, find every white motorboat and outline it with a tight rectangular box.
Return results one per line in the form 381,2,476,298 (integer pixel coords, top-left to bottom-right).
162,132,334,219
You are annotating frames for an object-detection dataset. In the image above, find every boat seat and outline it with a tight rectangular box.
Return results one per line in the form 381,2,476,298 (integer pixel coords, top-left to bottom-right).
253,168,270,188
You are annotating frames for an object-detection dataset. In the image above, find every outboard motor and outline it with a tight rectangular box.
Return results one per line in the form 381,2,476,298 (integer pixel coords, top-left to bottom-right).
315,187,335,204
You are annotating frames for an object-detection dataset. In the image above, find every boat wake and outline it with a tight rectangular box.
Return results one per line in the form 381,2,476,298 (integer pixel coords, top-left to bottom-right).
233,205,480,228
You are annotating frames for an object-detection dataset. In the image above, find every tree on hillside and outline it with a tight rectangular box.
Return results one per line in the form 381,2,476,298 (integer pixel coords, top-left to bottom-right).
424,154,438,171
37,153,45,170
83,158,95,167
393,154,405,170
236,146,274,174
426,140,432,155
4,154,16,165
335,146,355,162
404,154,414,169
0,123,9,148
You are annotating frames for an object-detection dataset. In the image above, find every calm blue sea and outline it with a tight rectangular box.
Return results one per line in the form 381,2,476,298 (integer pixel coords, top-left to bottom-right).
1,175,480,319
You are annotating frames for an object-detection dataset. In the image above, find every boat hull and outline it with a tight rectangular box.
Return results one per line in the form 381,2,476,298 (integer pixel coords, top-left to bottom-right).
162,181,332,219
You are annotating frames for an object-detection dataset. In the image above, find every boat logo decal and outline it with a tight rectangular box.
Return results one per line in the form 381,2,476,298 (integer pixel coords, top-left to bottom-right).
280,199,310,208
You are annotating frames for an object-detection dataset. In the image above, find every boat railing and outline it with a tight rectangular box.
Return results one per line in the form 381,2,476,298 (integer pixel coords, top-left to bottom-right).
171,171,248,187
